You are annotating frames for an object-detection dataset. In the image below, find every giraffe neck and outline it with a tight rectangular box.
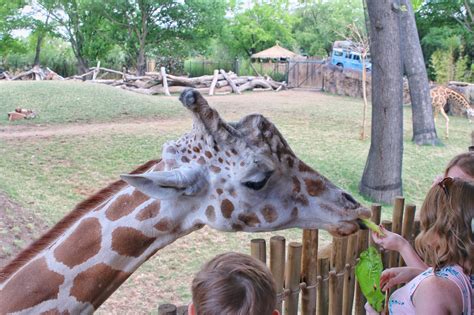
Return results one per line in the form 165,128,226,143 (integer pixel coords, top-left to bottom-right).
0,160,202,314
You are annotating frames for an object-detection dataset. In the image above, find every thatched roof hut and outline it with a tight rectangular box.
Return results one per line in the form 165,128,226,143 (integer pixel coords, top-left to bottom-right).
251,44,303,62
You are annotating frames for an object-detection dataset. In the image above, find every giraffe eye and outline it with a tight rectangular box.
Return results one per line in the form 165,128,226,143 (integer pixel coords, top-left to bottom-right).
243,171,274,191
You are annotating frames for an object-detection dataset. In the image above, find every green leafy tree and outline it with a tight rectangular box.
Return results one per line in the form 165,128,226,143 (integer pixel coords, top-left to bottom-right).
293,0,364,57
0,0,28,65
225,0,296,57
100,0,226,76
37,0,114,74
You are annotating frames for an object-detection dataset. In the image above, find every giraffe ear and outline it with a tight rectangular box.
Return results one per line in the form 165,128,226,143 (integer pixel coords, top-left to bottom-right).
120,168,205,199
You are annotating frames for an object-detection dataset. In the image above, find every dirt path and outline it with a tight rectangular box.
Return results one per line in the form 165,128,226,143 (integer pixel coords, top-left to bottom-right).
0,118,192,139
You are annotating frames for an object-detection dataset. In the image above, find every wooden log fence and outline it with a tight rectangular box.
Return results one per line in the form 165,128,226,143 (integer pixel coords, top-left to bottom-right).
159,197,420,315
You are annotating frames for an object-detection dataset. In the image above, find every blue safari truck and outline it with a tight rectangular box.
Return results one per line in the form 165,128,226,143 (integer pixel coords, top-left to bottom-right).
330,40,371,72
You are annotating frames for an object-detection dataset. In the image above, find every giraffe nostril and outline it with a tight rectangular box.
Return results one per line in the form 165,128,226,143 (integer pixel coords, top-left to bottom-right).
342,192,357,205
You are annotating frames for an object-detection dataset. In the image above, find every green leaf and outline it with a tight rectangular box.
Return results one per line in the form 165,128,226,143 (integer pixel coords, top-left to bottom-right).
355,246,385,312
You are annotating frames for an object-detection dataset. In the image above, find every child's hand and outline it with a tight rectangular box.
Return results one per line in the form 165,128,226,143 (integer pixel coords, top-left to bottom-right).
364,302,380,315
371,226,406,252
380,267,423,292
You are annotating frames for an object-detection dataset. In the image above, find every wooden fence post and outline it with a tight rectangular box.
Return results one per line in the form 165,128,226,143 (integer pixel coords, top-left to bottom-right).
285,242,303,315
270,236,286,314
158,304,177,315
354,229,369,315
399,204,416,266
381,220,392,268
369,204,382,247
342,233,359,314
330,236,347,315
251,238,266,264
389,197,404,268
301,229,318,315
317,257,330,315
328,270,338,315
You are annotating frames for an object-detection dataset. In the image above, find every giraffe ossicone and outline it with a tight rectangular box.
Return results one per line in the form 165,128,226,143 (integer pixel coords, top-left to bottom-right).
0,89,370,314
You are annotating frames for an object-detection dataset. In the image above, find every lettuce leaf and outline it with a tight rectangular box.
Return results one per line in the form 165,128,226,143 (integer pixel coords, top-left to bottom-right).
355,246,385,312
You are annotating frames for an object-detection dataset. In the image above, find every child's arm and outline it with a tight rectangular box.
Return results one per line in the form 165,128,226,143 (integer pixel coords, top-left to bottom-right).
371,226,427,269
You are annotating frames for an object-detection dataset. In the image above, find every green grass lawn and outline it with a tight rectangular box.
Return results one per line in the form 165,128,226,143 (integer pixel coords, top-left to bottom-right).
0,81,181,124
0,81,473,312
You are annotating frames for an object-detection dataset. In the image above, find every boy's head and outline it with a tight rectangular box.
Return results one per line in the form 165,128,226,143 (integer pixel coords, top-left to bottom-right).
189,252,279,315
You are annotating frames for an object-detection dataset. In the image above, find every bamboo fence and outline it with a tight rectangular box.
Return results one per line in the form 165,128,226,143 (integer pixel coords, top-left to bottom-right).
158,197,420,315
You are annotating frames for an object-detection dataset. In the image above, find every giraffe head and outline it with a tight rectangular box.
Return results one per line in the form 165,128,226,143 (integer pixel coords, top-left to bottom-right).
122,89,371,237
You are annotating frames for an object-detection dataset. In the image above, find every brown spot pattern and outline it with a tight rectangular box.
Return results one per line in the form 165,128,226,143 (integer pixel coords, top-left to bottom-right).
238,213,261,227
166,147,176,154
231,149,238,155
135,201,161,221
197,156,206,165
231,223,244,231
154,218,174,232
192,147,200,153
287,157,294,168
218,157,224,163
0,258,64,314
261,205,278,223
70,263,131,309
106,190,149,221
221,199,234,218
111,227,156,257
304,178,325,196
54,218,101,268
210,165,221,173
292,176,301,193
216,188,223,195
205,205,216,222
181,156,190,163
205,151,213,159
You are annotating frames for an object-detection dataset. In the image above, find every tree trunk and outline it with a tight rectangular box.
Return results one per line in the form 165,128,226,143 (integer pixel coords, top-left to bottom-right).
33,15,50,66
359,0,404,204
401,0,440,145
76,56,89,75
137,48,146,76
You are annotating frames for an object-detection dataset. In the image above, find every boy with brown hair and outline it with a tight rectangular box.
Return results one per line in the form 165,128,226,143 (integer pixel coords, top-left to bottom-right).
188,252,280,315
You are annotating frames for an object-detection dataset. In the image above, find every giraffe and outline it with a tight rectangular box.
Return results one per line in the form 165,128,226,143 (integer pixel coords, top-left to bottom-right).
430,85,474,139
0,89,371,314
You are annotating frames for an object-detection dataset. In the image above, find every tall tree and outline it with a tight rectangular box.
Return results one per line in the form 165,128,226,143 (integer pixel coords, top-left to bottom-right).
0,0,28,64
293,0,365,57
38,0,113,74
101,0,226,76
401,0,440,145
359,0,404,204
226,0,296,57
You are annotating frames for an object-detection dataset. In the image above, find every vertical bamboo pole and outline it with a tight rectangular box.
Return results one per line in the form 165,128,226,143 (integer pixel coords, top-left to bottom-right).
381,220,392,268
301,229,318,315
270,236,286,314
251,238,266,263
317,257,330,315
161,67,171,96
389,197,404,268
343,233,359,314
342,264,352,315
412,220,421,246
354,229,369,315
330,237,347,315
369,204,382,247
399,204,416,267
328,270,338,315
158,304,177,315
285,242,303,315
92,60,100,81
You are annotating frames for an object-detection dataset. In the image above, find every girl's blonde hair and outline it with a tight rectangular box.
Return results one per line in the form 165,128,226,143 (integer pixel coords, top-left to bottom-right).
415,178,474,274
